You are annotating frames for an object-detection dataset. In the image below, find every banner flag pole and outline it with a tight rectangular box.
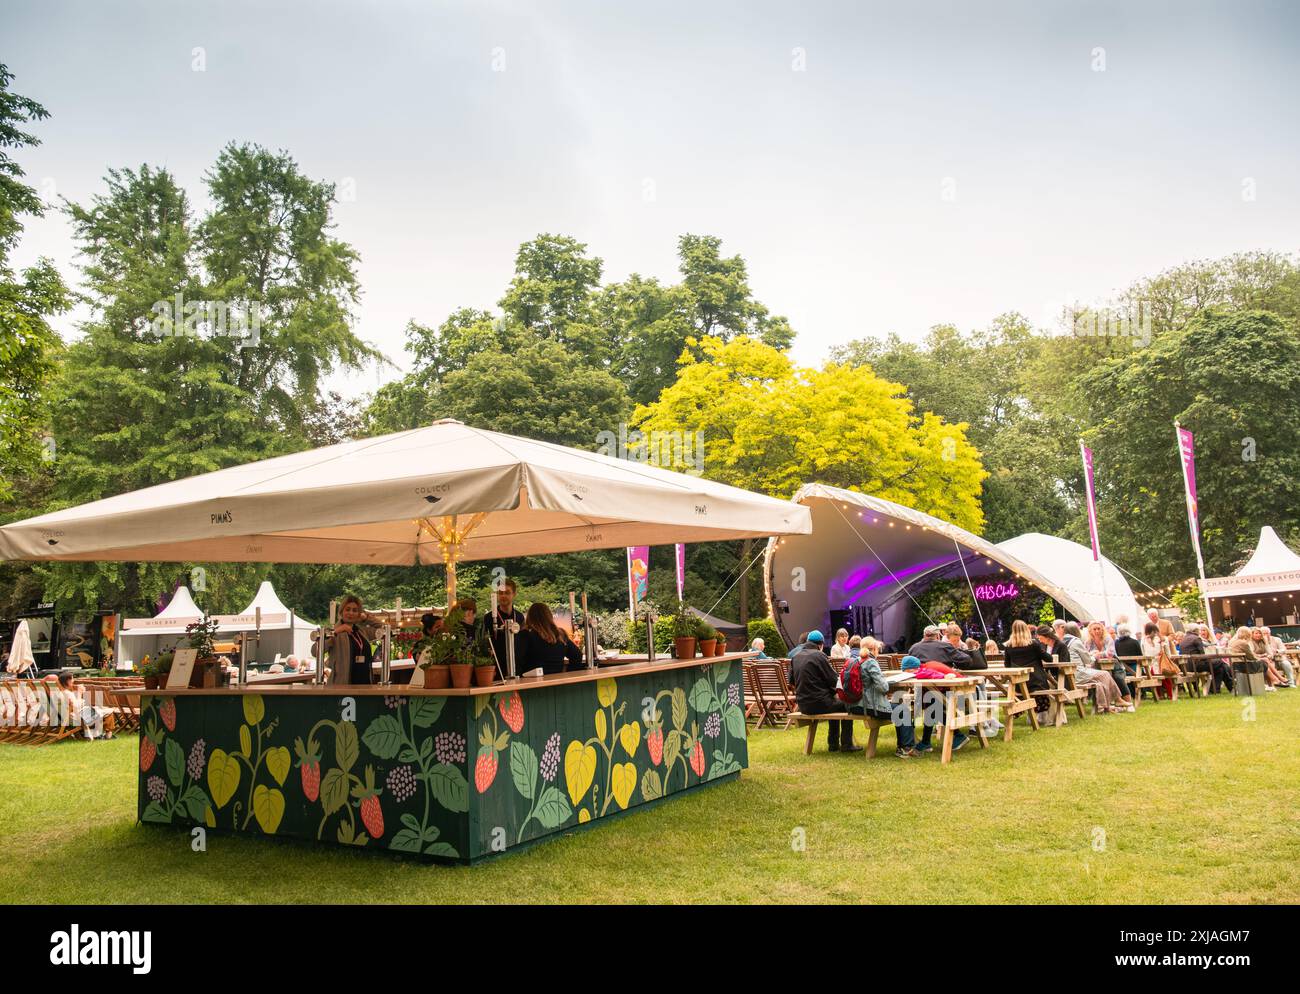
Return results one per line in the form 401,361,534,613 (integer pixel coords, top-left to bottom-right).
1080,440,1113,624
1175,421,1216,637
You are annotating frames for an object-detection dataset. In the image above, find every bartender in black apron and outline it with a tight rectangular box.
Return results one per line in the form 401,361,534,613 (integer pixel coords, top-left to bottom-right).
482,579,524,669
334,594,374,684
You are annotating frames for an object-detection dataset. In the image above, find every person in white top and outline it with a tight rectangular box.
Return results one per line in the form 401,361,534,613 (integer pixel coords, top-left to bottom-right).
1262,626,1295,686
828,628,851,661
1062,622,1128,712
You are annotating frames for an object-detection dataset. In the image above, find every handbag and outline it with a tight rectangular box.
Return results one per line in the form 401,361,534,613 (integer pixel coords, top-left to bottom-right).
1155,645,1180,677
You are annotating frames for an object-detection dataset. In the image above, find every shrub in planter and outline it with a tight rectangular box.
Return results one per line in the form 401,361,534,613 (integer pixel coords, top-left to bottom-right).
747,617,787,658
695,620,718,657
671,607,698,659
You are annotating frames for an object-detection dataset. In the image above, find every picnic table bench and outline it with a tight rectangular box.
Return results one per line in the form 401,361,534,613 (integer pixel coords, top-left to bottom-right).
958,665,1038,741
1036,661,1089,726
790,674,989,764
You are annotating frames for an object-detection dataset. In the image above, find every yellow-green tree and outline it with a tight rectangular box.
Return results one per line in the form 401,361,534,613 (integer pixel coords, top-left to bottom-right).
632,335,987,532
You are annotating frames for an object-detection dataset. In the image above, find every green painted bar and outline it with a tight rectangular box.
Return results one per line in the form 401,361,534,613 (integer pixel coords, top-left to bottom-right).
135,656,748,863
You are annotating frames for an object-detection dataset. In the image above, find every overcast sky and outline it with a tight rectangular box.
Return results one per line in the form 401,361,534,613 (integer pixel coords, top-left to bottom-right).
6,0,1299,397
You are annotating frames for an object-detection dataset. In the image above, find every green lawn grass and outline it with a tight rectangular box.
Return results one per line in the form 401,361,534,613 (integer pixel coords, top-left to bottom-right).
3,691,1299,903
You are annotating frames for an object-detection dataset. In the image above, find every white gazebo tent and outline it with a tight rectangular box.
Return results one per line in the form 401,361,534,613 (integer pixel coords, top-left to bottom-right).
995,533,1142,627
1200,526,1300,630
117,586,205,669
220,581,318,663
0,419,811,609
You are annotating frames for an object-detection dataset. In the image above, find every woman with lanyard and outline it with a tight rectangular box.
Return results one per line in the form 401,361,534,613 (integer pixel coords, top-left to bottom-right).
332,594,375,685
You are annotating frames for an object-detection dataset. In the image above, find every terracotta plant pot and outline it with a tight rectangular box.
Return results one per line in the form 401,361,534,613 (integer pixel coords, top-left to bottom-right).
144,674,159,690
449,663,473,689
673,637,697,659
714,639,727,656
698,639,717,657
424,664,451,689
474,664,496,687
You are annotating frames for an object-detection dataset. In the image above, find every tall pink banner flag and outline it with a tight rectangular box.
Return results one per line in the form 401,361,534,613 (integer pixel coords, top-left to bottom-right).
675,544,685,603
627,546,649,619
1177,426,1199,543
1080,443,1101,561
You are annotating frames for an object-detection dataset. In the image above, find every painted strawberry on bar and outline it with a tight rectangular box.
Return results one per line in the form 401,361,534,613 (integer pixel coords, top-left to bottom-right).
498,691,524,733
474,745,498,793
159,698,176,732
352,766,384,839
139,715,163,771
647,727,664,766
292,734,322,802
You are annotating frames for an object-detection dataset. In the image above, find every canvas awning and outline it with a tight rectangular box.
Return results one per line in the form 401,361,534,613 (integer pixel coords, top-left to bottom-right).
0,421,811,601
1201,526,1300,598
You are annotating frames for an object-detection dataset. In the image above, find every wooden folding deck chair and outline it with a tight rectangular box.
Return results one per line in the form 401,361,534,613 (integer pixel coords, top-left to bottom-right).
750,660,798,729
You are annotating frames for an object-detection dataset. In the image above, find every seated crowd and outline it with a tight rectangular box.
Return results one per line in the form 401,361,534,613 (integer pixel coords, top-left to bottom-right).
767,606,1297,757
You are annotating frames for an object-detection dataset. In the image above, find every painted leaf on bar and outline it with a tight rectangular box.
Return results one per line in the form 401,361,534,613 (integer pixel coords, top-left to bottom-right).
534,786,571,829
427,762,469,812
242,694,264,727
207,749,240,809
362,715,403,759
320,767,348,816
252,785,284,834
510,740,538,801
688,678,713,712
409,696,444,728
165,738,185,787
640,768,663,801
265,746,291,786
335,721,359,772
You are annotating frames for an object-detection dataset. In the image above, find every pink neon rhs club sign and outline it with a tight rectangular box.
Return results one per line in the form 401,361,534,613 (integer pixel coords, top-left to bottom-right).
973,582,1020,601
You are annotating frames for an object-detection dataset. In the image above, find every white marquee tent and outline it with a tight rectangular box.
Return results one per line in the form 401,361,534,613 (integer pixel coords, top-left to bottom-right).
765,484,1142,647
1200,526,1300,626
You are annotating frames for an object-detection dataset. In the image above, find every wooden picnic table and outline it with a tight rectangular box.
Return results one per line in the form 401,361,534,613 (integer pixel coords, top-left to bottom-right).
882,672,989,763
1038,661,1089,726
958,665,1036,741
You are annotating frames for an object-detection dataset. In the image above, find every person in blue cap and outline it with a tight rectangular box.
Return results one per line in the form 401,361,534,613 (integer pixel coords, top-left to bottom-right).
789,629,859,752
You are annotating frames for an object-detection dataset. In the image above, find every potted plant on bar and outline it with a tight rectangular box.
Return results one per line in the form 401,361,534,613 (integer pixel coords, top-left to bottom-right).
444,608,474,689
471,627,497,687
696,619,717,657
140,655,161,690
672,607,698,659
185,614,222,688
417,624,454,689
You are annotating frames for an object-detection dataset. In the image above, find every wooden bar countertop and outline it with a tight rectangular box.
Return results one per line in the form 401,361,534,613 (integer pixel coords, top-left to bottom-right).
120,651,756,698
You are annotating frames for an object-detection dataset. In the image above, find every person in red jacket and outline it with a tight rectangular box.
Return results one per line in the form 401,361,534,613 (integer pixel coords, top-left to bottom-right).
903,655,969,753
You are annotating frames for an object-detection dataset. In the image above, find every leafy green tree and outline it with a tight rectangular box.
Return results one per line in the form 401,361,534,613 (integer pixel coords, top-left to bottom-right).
200,142,380,421
0,64,69,502
431,337,629,448
36,147,376,614
1081,308,1300,584
498,233,605,357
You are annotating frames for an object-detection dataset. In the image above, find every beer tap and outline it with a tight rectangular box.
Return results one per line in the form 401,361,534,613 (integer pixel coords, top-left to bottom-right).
581,592,598,670
238,606,263,686
379,623,392,686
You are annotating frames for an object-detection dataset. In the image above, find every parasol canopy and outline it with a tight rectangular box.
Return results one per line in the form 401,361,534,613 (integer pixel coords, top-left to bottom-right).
0,421,811,582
